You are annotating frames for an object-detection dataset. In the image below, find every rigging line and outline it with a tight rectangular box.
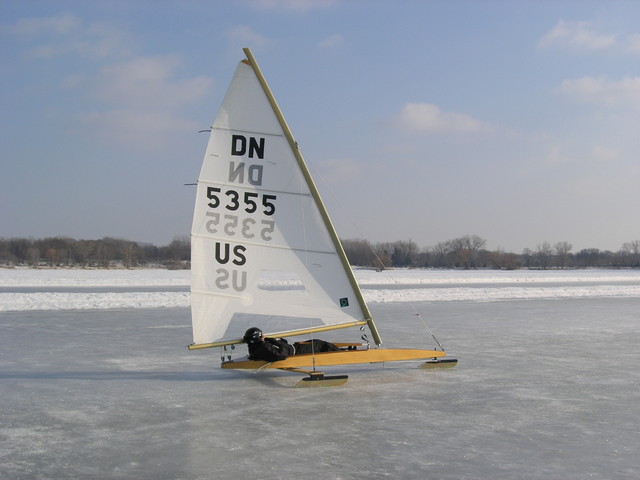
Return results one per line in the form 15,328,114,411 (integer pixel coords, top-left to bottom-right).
412,312,445,352
310,154,447,351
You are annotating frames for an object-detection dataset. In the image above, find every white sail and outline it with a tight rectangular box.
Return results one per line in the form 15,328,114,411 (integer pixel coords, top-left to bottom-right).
190,52,376,347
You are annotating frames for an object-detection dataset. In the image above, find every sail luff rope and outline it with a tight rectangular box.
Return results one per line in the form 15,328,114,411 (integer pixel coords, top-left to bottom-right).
311,160,446,351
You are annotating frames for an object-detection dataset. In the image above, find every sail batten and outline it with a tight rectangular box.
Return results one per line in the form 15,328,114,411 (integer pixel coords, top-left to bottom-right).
195,178,313,198
191,232,338,255
210,126,285,138
190,48,380,347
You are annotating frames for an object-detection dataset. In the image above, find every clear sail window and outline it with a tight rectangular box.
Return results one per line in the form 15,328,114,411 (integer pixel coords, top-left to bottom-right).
255,269,307,294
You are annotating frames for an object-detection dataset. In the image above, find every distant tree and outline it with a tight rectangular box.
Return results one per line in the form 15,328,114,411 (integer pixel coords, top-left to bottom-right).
45,247,58,267
121,241,138,268
373,251,392,270
390,240,417,267
27,246,39,267
465,234,486,268
3,234,639,269
414,248,432,268
429,241,449,268
365,242,392,269
342,238,375,267
554,241,573,269
445,235,486,269
622,240,640,267
489,248,521,270
575,248,601,268
446,237,467,268
503,252,521,270
535,242,553,269
140,243,160,264
0,240,9,265
160,236,190,268
76,240,90,268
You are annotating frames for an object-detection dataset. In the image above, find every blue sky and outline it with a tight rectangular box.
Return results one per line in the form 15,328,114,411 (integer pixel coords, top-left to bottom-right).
1,0,639,252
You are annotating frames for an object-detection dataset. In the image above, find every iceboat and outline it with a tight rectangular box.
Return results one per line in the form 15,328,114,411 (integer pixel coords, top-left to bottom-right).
188,48,456,386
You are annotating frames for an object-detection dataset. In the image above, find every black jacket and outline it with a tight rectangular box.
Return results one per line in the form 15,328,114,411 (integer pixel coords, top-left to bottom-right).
293,339,340,354
247,337,294,362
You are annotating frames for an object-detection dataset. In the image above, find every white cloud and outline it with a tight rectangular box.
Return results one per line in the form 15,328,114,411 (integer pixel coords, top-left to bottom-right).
5,13,136,59
319,34,344,49
249,0,336,11
540,145,572,166
94,55,212,110
5,12,81,36
627,34,640,53
7,13,213,151
393,103,489,133
536,144,621,172
590,146,619,163
226,25,274,49
77,54,213,150
318,158,361,182
78,110,199,151
556,76,640,108
539,20,616,51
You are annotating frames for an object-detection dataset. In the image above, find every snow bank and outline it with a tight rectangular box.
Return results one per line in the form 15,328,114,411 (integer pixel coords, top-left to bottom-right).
1,268,639,312
355,267,640,285
0,268,190,287
0,291,191,311
2,267,639,288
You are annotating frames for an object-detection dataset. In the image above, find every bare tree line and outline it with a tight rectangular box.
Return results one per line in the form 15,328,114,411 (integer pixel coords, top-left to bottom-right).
1,235,639,269
0,236,190,269
342,236,640,270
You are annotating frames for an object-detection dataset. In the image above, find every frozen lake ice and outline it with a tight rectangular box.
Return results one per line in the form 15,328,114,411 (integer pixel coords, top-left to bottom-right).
1,269,639,479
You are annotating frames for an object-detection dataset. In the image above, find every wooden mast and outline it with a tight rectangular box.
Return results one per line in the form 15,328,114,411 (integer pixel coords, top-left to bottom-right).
241,47,383,346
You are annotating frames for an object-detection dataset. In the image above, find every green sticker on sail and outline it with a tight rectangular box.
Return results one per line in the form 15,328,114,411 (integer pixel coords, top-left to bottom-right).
339,297,349,308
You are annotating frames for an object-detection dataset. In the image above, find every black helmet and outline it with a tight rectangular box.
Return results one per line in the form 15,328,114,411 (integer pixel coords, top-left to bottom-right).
243,327,263,344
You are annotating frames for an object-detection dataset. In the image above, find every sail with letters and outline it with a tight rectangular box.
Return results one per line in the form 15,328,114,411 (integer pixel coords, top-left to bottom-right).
188,49,455,381
189,48,379,349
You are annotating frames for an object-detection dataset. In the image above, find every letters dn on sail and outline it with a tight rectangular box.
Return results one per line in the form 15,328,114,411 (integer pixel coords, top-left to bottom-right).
230,134,264,186
206,134,276,292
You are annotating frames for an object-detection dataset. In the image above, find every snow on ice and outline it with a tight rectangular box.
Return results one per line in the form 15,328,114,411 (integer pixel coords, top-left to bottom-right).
2,268,640,479
1,267,640,312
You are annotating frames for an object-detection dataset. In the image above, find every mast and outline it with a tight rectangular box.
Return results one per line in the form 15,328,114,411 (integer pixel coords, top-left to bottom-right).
242,48,382,346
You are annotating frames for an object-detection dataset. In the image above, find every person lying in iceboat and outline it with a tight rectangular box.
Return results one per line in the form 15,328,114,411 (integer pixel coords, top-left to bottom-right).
243,327,340,362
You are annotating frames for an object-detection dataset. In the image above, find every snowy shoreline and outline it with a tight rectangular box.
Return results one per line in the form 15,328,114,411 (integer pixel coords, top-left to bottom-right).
3,266,640,287
1,268,639,312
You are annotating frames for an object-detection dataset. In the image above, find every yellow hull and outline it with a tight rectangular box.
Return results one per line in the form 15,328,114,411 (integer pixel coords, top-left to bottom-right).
221,348,446,370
